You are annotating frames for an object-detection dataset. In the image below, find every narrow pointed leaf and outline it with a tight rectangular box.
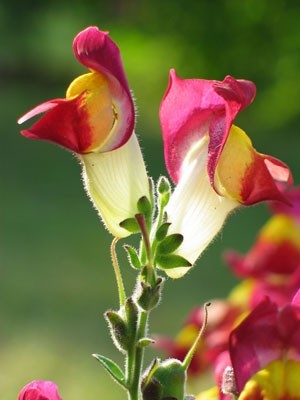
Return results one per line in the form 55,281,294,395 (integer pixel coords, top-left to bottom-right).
92,354,126,387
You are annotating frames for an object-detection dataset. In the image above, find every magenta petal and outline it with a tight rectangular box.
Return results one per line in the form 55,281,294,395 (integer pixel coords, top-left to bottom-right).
73,26,131,96
229,299,281,392
292,288,300,307
278,304,300,359
159,70,256,185
19,94,92,153
73,26,135,150
18,380,62,400
207,76,256,188
269,186,300,220
18,99,62,125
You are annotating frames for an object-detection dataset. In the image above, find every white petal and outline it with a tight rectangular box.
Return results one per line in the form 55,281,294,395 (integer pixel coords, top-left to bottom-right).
82,133,149,237
165,136,238,278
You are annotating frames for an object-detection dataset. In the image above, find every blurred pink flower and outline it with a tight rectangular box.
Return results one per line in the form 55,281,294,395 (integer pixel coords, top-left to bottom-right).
18,381,62,400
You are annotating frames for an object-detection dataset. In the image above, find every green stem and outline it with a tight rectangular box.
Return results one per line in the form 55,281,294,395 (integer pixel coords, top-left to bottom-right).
150,197,165,256
183,302,210,370
110,237,126,307
136,214,152,264
128,310,149,400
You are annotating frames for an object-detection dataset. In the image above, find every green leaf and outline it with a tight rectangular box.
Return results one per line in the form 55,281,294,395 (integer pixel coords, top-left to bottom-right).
92,354,126,387
156,234,184,254
155,222,171,241
124,244,142,269
119,217,140,233
137,196,152,220
138,337,155,348
156,254,192,269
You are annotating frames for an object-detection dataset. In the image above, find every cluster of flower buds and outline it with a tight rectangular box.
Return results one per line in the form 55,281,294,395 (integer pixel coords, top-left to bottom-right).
17,25,295,400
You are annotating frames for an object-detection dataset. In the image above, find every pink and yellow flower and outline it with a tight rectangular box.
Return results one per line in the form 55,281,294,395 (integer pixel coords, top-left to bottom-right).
18,381,62,400
159,71,292,278
225,186,300,308
18,26,149,237
197,291,300,399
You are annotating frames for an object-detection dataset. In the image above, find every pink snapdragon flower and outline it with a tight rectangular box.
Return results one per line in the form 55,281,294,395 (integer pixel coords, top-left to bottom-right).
197,291,300,399
18,26,149,237
159,71,292,278
225,186,300,308
18,381,62,400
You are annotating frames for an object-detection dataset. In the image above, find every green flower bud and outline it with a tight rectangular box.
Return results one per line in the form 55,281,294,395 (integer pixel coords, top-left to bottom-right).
125,297,138,339
105,310,128,353
142,358,186,400
136,278,164,311
157,176,171,208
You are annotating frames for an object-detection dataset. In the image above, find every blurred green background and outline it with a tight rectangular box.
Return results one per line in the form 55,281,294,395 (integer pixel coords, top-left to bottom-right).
1,0,300,398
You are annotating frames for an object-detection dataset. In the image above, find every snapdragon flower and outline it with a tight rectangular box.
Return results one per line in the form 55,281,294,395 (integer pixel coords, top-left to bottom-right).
159,71,292,278
18,26,149,237
197,291,300,399
225,186,300,308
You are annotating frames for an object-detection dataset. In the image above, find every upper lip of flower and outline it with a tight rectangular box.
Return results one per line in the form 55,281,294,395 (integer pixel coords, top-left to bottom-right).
159,69,292,205
18,26,135,155
159,69,256,186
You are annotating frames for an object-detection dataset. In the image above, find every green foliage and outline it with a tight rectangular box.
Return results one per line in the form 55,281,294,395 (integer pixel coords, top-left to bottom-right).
156,234,184,255
124,245,142,269
120,218,141,233
92,354,126,388
155,223,171,241
155,254,192,270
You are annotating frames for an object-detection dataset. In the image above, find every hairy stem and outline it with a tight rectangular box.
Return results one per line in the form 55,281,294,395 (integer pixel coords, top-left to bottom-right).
110,237,127,307
128,310,149,400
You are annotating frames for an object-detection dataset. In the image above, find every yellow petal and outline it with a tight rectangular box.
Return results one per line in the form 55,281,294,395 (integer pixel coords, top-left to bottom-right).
214,125,253,202
67,72,114,152
239,359,300,400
